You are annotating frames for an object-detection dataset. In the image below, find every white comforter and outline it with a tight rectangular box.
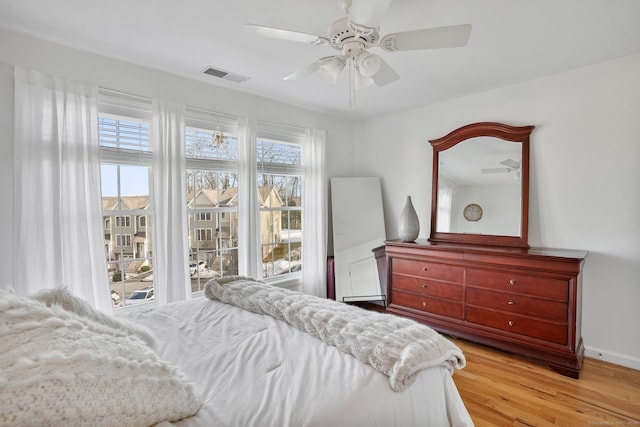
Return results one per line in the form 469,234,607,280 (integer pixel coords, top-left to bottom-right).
204,277,466,392
118,297,474,427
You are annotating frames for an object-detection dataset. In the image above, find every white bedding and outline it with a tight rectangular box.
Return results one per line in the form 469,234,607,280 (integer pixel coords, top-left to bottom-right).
118,296,473,427
203,277,466,392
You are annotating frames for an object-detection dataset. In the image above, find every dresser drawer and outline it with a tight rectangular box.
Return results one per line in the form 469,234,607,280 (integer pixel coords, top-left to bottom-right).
466,306,568,345
393,275,463,301
392,291,464,319
392,258,463,283
466,288,567,322
466,268,569,301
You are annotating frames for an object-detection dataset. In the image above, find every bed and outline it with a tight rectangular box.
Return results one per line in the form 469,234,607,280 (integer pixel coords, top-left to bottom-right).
0,278,474,427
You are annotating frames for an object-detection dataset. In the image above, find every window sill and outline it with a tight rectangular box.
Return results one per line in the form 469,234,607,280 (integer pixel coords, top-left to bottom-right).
265,272,302,291
112,300,157,314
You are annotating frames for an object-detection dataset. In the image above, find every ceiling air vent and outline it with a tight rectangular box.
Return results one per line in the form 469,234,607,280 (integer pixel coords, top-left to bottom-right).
203,66,249,83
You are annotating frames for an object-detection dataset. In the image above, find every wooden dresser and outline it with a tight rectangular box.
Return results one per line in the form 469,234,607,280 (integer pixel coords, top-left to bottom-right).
380,239,588,378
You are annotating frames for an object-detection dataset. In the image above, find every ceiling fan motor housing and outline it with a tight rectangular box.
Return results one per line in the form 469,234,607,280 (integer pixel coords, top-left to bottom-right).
328,17,380,50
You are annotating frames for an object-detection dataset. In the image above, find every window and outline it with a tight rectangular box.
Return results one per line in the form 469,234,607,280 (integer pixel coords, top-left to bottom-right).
185,119,239,291
196,228,213,241
256,136,304,279
98,93,314,305
115,216,131,227
98,116,149,151
116,234,132,246
99,105,154,308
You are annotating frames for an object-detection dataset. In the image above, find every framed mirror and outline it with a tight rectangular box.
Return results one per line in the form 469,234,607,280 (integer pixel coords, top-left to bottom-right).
428,122,534,248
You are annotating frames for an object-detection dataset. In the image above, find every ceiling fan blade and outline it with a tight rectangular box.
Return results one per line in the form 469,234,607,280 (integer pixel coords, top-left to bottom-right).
382,24,472,51
500,159,520,169
245,24,326,45
481,168,510,174
348,0,394,28
371,57,399,86
284,60,322,81
284,56,346,83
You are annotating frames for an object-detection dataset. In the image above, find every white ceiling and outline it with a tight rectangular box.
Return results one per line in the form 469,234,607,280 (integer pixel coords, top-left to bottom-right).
1,0,639,121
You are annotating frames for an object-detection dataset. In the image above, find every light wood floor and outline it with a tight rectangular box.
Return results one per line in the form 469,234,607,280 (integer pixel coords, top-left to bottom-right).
450,337,640,426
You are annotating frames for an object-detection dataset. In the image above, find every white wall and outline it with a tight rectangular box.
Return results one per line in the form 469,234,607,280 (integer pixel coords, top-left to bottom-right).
353,52,640,369
450,184,520,235
0,28,356,289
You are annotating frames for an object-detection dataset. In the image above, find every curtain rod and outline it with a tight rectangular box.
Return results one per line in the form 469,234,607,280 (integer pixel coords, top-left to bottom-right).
98,88,323,134
186,105,237,121
257,120,307,133
99,88,237,121
98,87,151,103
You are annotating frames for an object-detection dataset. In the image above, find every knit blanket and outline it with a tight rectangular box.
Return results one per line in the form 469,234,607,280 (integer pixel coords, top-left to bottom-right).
0,289,201,427
204,276,465,392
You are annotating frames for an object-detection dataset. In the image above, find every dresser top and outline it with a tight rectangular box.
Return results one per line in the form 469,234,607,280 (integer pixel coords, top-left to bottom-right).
385,239,588,261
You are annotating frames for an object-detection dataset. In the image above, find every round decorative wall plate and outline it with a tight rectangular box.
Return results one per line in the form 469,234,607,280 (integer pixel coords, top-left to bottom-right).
463,203,483,221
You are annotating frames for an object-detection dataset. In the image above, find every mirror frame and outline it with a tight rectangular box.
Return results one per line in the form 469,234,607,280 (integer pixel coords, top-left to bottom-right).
428,122,534,248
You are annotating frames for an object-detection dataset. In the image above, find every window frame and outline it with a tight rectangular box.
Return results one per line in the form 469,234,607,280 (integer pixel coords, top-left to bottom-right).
185,113,240,292
255,126,306,286
98,92,155,307
98,92,312,306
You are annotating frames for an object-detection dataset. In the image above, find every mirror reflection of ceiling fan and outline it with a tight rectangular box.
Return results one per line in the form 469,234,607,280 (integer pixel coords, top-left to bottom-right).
245,0,472,107
481,159,521,175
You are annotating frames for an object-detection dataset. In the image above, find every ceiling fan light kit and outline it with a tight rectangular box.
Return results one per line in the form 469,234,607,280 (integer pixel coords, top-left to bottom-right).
356,51,382,77
247,0,472,107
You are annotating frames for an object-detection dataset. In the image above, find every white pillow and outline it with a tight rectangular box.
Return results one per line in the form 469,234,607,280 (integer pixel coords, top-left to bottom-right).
0,289,201,427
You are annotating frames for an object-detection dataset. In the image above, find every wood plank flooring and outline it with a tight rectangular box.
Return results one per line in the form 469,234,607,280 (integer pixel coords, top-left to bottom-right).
450,337,640,426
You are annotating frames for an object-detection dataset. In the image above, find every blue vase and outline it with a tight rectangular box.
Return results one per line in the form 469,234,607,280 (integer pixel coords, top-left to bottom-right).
398,196,419,242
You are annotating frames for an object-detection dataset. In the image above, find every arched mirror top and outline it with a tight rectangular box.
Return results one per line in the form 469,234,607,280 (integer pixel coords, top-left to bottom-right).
429,122,534,248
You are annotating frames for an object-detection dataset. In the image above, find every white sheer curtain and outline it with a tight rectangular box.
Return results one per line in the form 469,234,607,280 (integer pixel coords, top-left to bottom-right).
437,186,454,232
302,128,328,297
151,100,191,304
237,117,262,278
12,67,112,312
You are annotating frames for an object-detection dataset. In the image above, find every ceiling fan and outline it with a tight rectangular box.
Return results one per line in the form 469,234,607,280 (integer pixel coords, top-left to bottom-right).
245,0,471,106
481,159,521,175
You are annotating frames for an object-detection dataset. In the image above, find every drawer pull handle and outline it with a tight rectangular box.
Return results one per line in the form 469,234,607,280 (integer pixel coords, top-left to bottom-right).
422,266,429,271
508,320,515,327
507,300,515,305
509,278,516,286
422,302,427,307
421,284,428,289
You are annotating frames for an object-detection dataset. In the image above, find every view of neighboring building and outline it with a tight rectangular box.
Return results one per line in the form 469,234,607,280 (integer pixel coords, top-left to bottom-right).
102,186,297,279
103,196,152,263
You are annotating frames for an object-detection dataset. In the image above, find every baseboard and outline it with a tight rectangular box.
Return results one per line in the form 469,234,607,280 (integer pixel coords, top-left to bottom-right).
584,346,640,371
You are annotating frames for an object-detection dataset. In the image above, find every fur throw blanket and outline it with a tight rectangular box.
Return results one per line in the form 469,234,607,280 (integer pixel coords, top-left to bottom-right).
0,289,201,426
31,287,157,348
204,276,465,392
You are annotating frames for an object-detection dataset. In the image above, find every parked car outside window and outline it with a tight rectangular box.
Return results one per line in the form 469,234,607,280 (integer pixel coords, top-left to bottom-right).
125,287,154,305
189,261,208,276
